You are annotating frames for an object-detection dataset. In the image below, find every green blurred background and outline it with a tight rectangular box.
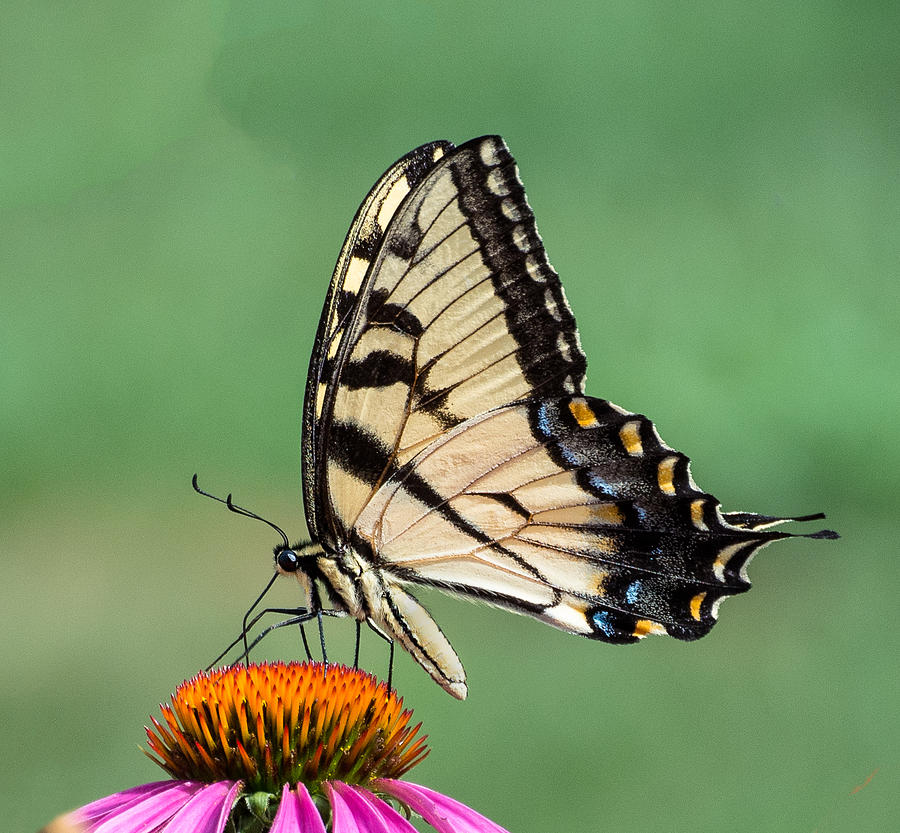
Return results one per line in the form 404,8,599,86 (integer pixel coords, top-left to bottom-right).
3,2,897,831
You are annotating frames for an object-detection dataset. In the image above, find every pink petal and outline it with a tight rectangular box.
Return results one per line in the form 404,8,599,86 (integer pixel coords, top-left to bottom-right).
325,782,362,833
374,780,511,833
348,786,419,833
270,783,327,833
294,783,328,833
89,781,206,833
269,784,301,833
160,781,242,833
74,782,176,824
326,783,396,833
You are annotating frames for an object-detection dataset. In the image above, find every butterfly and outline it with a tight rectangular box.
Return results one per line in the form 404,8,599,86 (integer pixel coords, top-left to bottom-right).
206,136,836,700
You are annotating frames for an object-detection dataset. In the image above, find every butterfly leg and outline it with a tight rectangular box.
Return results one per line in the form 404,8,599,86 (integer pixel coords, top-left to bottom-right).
240,607,347,660
207,601,305,669
317,608,328,664
365,617,395,692
353,620,362,669
387,637,394,692
242,610,320,658
239,572,280,661
298,621,314,662
207,606,345,669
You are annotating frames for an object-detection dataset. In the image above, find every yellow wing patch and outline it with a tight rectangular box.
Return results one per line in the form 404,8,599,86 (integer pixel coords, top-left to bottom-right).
633,619,667,637
618,420,644,455
690,499,709,531
657,456,678,495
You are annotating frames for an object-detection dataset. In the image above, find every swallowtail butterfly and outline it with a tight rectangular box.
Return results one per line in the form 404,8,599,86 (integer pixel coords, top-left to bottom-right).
222,136,836,700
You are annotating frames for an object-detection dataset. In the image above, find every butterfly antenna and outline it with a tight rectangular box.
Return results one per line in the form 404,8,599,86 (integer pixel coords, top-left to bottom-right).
192,473,290,550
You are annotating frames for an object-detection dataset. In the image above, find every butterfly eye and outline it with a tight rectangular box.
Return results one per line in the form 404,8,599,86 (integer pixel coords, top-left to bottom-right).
276,549,300,573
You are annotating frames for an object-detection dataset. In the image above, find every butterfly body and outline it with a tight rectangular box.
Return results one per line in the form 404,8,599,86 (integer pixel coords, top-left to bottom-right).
263,136,834,700
275,537,469,699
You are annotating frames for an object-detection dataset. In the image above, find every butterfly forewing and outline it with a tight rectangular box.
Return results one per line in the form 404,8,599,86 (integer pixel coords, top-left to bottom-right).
302,140,453,546
311,136,586,543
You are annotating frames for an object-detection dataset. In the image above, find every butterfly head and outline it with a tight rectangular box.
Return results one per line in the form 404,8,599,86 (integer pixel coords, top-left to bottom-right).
275,547,300,574
273,541,323,576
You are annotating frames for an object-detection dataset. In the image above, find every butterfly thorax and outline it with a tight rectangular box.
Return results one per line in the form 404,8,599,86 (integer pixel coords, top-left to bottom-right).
275,538,377,622
313,544,376,622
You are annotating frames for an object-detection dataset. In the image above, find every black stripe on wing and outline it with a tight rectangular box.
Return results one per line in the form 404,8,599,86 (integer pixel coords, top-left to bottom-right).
364,136,587,406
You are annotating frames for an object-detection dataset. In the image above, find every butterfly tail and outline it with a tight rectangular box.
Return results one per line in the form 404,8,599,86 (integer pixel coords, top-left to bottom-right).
721,511,839,539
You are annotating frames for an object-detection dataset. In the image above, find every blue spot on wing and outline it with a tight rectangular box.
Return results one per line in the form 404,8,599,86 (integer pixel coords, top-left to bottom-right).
587,471,614,495
589,607,641,644
537,401,583,465
535,402,554,437
592,610,616,638
625,580,642,606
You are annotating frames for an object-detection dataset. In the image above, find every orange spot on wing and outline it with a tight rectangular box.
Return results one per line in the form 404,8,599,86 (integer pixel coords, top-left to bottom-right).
633,619,665,637
590,503,624,525
690,592,706,621
568,398,599,428
690,499,708,531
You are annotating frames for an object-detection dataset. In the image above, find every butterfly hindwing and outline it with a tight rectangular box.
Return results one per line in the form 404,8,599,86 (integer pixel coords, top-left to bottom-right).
353,395,792,654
